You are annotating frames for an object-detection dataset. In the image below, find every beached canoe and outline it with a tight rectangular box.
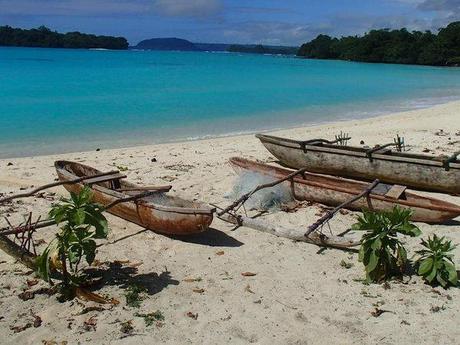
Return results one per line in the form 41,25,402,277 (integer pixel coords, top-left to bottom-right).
55,161,215,235
230,157,460,223
255,134,460,194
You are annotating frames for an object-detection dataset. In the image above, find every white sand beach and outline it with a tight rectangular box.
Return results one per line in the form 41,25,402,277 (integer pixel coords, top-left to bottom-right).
0,101,460,344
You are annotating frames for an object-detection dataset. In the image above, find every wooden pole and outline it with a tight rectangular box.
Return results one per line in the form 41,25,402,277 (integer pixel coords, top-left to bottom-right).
219,213,359,250
0,170,120,204
116,185,172,192
304,179,380,237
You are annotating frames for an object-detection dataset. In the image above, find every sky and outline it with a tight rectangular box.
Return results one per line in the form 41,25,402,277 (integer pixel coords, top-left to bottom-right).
0,0,459,46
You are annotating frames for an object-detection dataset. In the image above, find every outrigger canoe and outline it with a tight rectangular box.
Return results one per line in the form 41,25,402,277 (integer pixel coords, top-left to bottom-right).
256,134,460,194
230,157,460,223
55,161,215,235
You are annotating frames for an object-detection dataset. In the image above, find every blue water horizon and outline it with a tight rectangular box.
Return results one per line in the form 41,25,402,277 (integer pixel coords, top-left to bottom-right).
1,46,460,158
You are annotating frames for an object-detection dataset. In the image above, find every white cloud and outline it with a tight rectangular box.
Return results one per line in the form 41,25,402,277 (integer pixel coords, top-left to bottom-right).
417,0,460,12
0,0,151,16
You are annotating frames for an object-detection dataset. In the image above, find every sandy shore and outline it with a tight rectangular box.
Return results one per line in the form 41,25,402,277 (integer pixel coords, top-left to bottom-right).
0,101,459,344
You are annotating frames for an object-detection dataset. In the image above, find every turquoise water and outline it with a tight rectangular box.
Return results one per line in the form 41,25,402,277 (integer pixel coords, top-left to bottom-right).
1,47,460,158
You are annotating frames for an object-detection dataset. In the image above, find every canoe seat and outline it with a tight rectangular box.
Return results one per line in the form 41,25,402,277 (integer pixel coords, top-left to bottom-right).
385,185,407,199
84,173,127,185
371,183,406,199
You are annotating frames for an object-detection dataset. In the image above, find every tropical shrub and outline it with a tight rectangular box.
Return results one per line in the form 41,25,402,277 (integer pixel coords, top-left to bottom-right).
352,206,421,283
416,234,458,288
37,187,108,290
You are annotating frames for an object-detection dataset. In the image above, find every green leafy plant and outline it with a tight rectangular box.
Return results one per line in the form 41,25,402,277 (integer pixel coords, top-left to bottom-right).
124,284,147,308
36,187,108,290
416,234,458,288
135,311,165,326
352,206,421,283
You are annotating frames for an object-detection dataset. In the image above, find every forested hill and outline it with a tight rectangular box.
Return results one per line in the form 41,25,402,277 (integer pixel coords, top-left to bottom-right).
0,26,128,50
297,21,460,66
134,38,200,51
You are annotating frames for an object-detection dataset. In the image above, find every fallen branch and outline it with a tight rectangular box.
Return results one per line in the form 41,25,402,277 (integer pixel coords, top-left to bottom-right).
304,179,380,237
1,219,56,236
0,233,36,269
219,213,359,250
0,170,120,204
116,185,172,192
218,166,309,216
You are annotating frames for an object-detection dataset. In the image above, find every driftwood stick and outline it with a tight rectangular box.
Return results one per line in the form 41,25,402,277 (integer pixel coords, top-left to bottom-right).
0,233,37,269
0,170,119,204
1,219,56,236
219,213,359,250
218,167,309,216
304,179,380,237
116,185,172,192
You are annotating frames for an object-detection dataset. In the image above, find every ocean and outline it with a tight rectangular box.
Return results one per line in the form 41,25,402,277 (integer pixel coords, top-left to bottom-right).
1,46,460,158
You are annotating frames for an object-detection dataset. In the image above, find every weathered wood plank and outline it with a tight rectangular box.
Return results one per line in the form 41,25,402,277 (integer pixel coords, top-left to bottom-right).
385,185,407,199
83,173,127,185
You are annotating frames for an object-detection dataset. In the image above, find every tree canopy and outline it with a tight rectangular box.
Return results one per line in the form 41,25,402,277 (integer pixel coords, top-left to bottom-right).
0,25,128,50
297,22,460,66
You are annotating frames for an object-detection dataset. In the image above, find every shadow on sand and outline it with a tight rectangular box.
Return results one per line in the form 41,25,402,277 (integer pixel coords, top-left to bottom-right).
102,227,243,248
167,227,244,247
88,262,179,296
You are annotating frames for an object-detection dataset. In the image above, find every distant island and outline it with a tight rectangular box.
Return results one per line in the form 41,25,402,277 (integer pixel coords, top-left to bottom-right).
297,21,460,66
134,38,200,51
0,25,128,50
131,37,297,55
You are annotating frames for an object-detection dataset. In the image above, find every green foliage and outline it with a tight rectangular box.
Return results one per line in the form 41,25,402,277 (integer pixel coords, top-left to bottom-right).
125,284,147,308
0,25,128,50
352,206,421,283
416,235,458,288
36,187,108,288
113,163,128,172
297,21,460,66
135,311,165,326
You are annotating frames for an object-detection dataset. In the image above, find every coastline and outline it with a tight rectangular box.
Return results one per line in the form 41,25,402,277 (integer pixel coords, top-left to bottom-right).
2,98,460,162
0,100,459,344
2,98,460,161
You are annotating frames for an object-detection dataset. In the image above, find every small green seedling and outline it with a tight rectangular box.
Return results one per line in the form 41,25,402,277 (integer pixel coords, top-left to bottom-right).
125,284,147,308
416,234,458,288
36,187,108,294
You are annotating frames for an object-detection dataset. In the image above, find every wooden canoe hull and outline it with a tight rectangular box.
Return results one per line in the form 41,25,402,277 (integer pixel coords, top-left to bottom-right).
55,161,214,236
230,157,460,224
256,134,460,194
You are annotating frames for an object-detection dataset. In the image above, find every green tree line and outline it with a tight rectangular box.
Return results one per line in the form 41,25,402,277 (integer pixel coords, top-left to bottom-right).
228,44,298,55
0,25,128,50
297,21,460,66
